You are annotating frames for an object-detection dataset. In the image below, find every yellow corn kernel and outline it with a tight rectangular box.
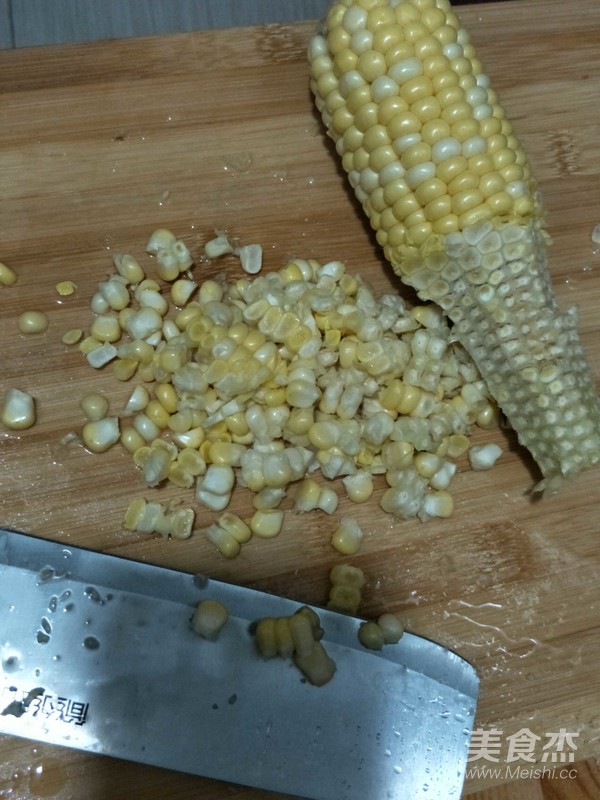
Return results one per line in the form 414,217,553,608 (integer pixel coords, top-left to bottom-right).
331,517,364,555
176,304,203,332
327,585,362,615
377,613,404,644
249,509,284,539
205,523,240,559
225,412,249,437
154,383,178,414
293,478,322,513
358,621,384,651
120,426,146,454
330,563,366,589
177,447,207,476
82,417,120,453
80,392,109,421
308,420,340,450
288,612,316,659
112,357,138,381
55,279,77,296
274,617,295,659
262,387,286,407
113,253,145,284
62,328,83,345
144,398,170,429
217,511,252,544
279,261,304,283
208,441,245,466
90,314,121,343
421,489,454,519
286,407,314,436
168,504,195,536
18,311,49,335
476,401,500,429
167,409,194,434
191,599,228,641
294,640,336,687
414,451,443,479
0,262,17,286
1,388,36,430
123,497,147,530
132,445,152,468
255,618,278,658
167,462,194,489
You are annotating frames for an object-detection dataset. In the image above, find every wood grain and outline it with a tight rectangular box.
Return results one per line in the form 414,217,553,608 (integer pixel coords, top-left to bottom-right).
0,1,599,798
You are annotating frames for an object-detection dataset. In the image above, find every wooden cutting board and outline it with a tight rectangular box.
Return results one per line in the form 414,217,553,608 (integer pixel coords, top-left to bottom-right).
1,1,599,797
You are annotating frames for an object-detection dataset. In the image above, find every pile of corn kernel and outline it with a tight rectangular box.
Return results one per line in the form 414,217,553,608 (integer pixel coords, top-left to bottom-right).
1,228,504,556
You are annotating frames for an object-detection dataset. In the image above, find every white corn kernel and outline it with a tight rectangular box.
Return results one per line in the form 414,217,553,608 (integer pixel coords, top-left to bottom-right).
204,234,234,259
237,244,263,275
123,385,150,415
86,342,118,368
198,464,235,496
468,443,503,470
197,488,232,512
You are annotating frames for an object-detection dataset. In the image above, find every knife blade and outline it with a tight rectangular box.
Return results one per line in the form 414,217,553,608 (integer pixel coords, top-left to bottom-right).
0,528,478,800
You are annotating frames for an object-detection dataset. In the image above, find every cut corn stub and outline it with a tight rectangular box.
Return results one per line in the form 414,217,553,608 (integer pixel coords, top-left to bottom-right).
309,0,600,491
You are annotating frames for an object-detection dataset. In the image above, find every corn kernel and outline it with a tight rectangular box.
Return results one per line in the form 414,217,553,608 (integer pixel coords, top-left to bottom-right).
0,262,17,286
250,509,284,539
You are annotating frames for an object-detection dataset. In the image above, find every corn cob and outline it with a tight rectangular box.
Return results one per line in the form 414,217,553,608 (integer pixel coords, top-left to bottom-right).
308,0,600,491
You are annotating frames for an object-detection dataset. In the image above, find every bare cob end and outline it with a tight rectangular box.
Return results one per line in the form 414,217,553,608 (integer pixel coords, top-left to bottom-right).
308,0,600,491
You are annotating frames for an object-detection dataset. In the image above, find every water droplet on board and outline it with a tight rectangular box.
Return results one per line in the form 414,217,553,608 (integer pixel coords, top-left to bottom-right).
37,566,56,584
223,152,253,175
83,636,100,651
36,631,50,645
37,566,68,584
2,655,19,672
48,596,58,613
28,757,67,796
84,586,104,605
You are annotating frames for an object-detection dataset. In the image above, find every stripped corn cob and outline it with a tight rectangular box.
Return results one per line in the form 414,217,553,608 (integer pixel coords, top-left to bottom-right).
309,0,600,491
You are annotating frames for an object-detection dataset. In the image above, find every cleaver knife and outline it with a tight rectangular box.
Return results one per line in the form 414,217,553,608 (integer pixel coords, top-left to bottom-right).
0,528,478,800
